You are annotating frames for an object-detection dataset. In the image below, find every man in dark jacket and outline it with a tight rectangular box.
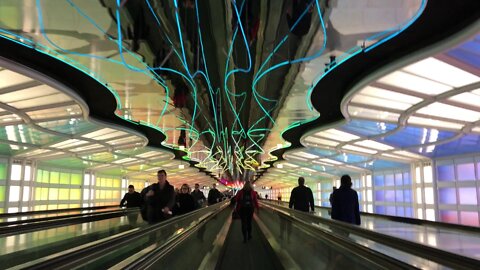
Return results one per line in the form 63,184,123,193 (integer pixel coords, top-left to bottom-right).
331,175,361,225
191,183,206,209
144,170,176,223
120,185,142,208
207,183,223,205
289,177,315,212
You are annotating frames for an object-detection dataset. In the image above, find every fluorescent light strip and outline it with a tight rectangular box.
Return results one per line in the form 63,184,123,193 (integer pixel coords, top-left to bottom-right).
342,145,377,154
292,151,320,159
378,71,452,95
354,140,393,151
403,57,480,88
314,129,359,142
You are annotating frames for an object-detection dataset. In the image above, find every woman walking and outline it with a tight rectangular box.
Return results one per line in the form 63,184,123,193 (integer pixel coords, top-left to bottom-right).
235,181,259,243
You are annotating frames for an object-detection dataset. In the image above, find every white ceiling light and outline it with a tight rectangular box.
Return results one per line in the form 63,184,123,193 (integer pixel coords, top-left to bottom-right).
304,137,339,147
319,158,343,165
292,151,320,159
416,102,480,122
448,91,480,108
348,106,400,122
342,144,377,154
378,71,452,95
403,57,480,88
314,129,359,142
408,116,463,130
354,140,394,151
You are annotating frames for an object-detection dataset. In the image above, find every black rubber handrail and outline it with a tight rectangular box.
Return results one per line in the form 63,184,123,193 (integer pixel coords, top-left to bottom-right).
262,202,480,270
0,208,139,237
0,205,118,218
0,207,129,227
319,205,480,233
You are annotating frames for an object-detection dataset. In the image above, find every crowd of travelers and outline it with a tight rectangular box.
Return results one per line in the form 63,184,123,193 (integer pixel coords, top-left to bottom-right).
120,170,231,223
120,169,361,244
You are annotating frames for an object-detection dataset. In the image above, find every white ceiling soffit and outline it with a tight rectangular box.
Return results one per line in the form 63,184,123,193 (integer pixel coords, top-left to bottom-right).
0,59,194,178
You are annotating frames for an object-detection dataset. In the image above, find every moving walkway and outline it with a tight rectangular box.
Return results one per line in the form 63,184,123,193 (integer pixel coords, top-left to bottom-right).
5,201,478,269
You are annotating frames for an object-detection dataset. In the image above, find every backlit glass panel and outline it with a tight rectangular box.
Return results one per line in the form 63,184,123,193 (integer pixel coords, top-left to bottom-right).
440,210,458,223
439,188,456,204
437,165,455,181
457,163,475,181
458,188,477,204
460,211,479,226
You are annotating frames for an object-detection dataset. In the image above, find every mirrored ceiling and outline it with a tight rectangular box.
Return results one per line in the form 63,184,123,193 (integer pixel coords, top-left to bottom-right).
0,0,425,181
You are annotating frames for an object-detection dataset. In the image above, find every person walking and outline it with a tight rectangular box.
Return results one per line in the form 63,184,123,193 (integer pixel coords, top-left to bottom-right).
174,184,196,215
144,170,176,223
207,183,223,205
235,181,259,243
289,177,315,212
191,183,206,209
120,185,142,208
330,175,361,225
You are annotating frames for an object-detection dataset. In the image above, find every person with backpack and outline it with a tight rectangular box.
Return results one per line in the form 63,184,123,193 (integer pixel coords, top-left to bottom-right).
235,181,259,243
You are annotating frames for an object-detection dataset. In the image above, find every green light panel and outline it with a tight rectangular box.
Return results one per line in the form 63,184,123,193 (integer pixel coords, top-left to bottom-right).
0,186,5,201
0,163,6,179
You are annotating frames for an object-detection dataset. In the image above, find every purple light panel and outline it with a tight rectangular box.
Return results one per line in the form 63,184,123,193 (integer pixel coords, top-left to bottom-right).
439,188,457,204
457,163,476,181
437,165,455,182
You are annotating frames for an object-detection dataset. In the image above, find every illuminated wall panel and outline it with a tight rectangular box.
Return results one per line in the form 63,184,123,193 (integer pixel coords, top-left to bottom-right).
94,174,123,206
437,165,455,182
30,167,85,210
436,157,480,227
0,186,5,202
372,169,412,218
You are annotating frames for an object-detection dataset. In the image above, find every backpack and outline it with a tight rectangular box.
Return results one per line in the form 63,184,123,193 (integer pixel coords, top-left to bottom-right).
242,191,253,207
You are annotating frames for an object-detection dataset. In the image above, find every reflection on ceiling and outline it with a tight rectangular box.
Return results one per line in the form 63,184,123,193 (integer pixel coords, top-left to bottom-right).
0,0,424,182
0,60,213,187
3,1,478,191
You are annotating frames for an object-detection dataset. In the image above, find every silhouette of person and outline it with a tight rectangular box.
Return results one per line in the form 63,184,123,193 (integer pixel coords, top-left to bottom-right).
144,170,176,223
330,175,360,225
207,183,223,205
174,184,195,215
289,177,315,212
235,181,259,243
191,183,206,209
120,185,142,208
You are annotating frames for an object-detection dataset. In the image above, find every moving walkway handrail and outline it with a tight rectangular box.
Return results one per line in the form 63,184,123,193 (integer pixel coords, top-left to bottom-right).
120,204,229,270
260,202,417,270
266,199,480,233
262,201,480,270
317,204,480,233
0,207,130,227
0,205,118,218
0,208,139,237
23,203,227,270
